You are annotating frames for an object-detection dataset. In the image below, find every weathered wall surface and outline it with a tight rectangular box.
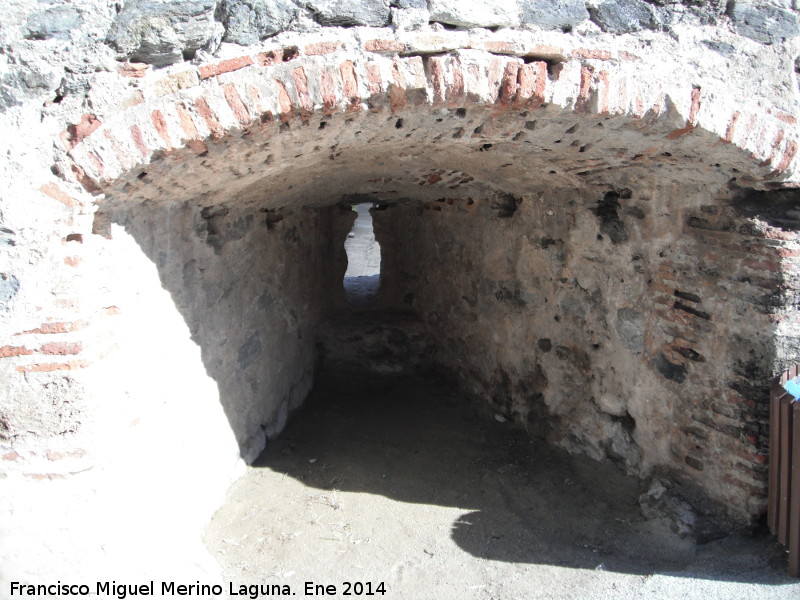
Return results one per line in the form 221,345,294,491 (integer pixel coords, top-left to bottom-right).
374,181,800,521
0,0,799,580
1,196,337,581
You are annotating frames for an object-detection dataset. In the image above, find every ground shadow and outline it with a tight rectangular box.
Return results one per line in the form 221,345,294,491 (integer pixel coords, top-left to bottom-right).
252,367,794,585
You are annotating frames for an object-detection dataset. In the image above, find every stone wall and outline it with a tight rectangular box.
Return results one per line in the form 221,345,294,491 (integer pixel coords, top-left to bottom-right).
1,0,799,580
374,180,800,521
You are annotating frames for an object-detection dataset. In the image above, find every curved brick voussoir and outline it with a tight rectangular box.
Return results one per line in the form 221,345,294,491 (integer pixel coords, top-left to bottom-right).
62,42,798,193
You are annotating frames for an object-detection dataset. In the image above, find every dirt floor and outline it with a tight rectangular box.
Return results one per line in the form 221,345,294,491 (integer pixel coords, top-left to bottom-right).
204,370,800,600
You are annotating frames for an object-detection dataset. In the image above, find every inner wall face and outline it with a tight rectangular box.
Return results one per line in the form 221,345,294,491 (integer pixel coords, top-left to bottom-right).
95,104,797,525
374,183,785,521
101,202,336,460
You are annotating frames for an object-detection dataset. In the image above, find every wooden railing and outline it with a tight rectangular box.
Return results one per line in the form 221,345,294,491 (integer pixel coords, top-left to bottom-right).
769,366,800,577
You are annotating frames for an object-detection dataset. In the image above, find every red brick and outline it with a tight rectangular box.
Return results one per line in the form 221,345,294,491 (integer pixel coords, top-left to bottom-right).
486,57,504,103
429,57,446,106
498,62,519,105
61,114,102,150
388,86,405,113
39,182,79,210
527,44,567,60
16,360,89,373
775,140,798,174
3,451,20,461
24,473,67,480
276,81,293,121
130,124,148,159
291,68,313,112
688,86,701,125
365,39,406,53
71,165,100,193
175,103,207,154
389,59,408,113
725,111,740,143
597,70,609,114
775,247,800,258
320,69,337,112
0,345,33,358
151,109,171,147
447,58,465,107
223,83,251,126
87,151,104,177
19,321,86,335
771,110,797,125
366,63,383,96
118,62,149,78
574,64,594,114
572,48,612,60
476,40,518,55
305,41,343,55
40,342,83,356
518,62,546,109
198,55,254,80
339,61,359,108
195,98,224,138
175,102,200,141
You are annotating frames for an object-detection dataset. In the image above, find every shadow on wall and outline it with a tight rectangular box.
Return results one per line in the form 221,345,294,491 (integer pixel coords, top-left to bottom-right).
95,199,344,462
249,369,795,584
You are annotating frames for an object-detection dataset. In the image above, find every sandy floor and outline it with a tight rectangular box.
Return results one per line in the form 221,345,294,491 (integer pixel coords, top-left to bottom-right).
204,370,800,600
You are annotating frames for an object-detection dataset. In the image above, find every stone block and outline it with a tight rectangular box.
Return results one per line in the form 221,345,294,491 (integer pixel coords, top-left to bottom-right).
429,0,520,28
616,307,644,354
24,6,84,41
307,0,391,27
519,0,589,31
106,0,223,67
729,1,799,44
0,274,20,311
0,63,59,110
587,0,659,34
221,0,299,45
391,7,430,30
390,0,426,8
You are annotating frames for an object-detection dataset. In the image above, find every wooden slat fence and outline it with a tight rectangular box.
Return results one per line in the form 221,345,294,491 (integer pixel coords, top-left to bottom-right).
768,365,800,578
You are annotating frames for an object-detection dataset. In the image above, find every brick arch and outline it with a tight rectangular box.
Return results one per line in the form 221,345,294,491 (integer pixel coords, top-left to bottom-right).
10,35,800,545
56,40,797,200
